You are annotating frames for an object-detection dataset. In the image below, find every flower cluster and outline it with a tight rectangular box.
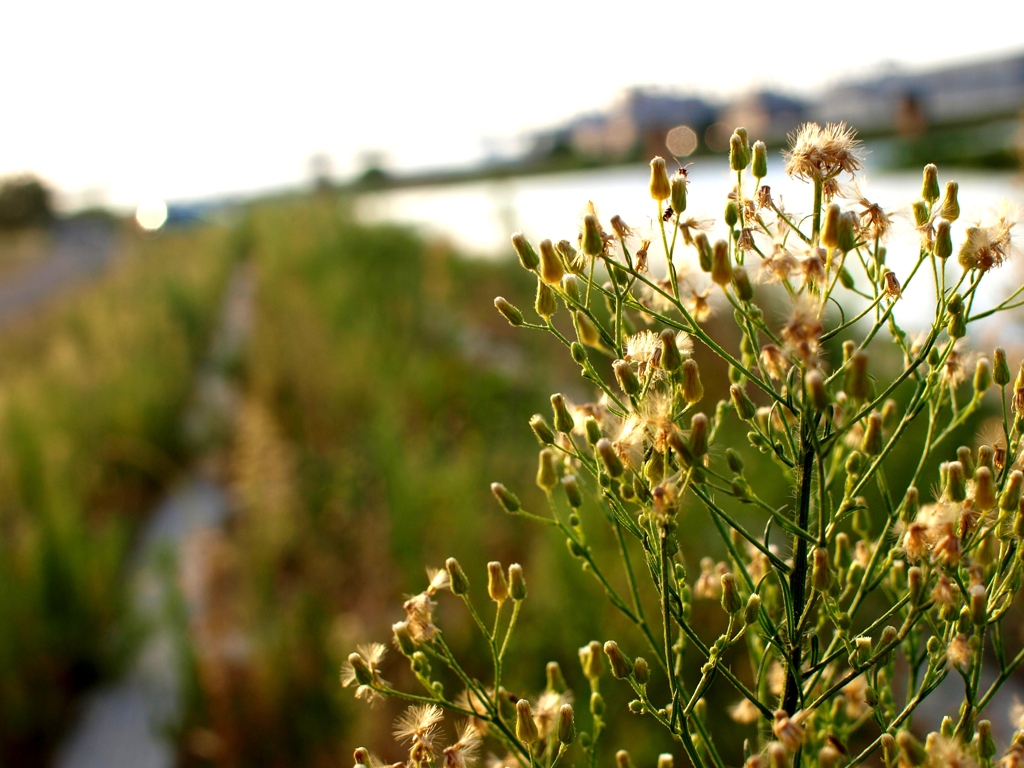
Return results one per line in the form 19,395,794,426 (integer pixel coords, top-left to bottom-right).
345,124,1024,768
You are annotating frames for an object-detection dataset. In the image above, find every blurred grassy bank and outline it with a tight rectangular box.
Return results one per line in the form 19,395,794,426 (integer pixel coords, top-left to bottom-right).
169,198,627,767
0,223,235,765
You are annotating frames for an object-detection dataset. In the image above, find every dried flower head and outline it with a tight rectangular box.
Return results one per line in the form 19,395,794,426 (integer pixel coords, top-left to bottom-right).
785,122,864,181
443,722,483,768
729,698,762,725
395,704,444,763
772,710,806,751
341,642,389,705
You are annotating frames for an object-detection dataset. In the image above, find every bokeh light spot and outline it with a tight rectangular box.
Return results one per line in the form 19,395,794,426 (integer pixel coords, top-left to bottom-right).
135,200,168,230
666,125,698,157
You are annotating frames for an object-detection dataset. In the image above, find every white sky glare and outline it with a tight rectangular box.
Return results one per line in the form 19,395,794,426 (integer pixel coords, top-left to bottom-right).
4,0,1023,209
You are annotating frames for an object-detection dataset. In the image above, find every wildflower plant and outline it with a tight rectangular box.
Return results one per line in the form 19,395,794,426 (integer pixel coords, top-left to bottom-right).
344,124,1024,768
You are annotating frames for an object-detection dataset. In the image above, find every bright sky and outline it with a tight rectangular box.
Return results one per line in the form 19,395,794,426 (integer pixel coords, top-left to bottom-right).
4,0,1023,210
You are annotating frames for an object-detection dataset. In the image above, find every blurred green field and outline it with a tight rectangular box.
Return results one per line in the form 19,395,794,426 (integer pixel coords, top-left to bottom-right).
0,222,235,765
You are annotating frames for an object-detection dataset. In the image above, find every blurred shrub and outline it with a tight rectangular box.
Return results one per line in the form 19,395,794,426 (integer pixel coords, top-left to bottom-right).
0,175,53,231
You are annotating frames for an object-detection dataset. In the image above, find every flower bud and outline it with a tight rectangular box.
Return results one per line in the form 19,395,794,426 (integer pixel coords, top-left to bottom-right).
508,563,527,601
590,691,604,716
671,175,687,214
680,359,704,404
561,273,580,302
538,238,565,285
880,733,897,767
908,566,924,602
879,625,898,651
689,413,709,458
992,347,1011,386
575,310,602,348
650,157,671,201
393,621,416,655
979,444,995,472
975,466,997,510
1001,471,1024,512
965,585,987,628
882,398,899,430
580,640,603,680
934,219,953,259
546,661,567,693
805,369,828,411
812,546,833,592
571,342,586,365
491,482,521,513
912,200,930,228
768,742,787,768
821,203,841,248
616,751,632,768
939,181,960,222
511,232,540,270
494,296,524,326
613,359,641,396
516,699,539,744
726,448,745,473
561,474,583,508
558,704,576,744
730,384,756,420
530,414,555,445
744,593,762,625
948,310,966,339
975,358,993,394
752,140,768,179
551,393,575,433
633,657,650,685
901,486,920,525
944,460,967,502
488,561,509,603
659,328,682,372
658,755,674,768
446,557,470,595
978,720,997,760
898,731,927,767
694,232,713,272
582,214,604,257
597,438,624,477
730,132,750,171
860,411,883,456
724,201,739,228
604,640,633,679
845,350,870,401
721,573,742,614
853,636,873,666
584,416,601,445
347,653,374,686
535,279,557,319
819,746,839,768
922,164,940,203
837,211,858,253
711,239,732,286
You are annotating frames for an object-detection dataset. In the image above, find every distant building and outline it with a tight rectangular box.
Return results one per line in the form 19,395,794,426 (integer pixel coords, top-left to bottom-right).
814,53,1024,134
529,88,717,161
712,90,808,149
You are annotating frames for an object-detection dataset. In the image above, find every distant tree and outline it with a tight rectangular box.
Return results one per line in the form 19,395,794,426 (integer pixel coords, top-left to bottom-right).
0,174,53,230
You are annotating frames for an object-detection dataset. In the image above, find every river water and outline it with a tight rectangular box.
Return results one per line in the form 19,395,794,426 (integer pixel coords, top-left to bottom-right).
354,159,1024,340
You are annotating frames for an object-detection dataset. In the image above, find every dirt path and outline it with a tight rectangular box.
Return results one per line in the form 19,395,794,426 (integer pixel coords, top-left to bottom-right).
52,263,254,768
